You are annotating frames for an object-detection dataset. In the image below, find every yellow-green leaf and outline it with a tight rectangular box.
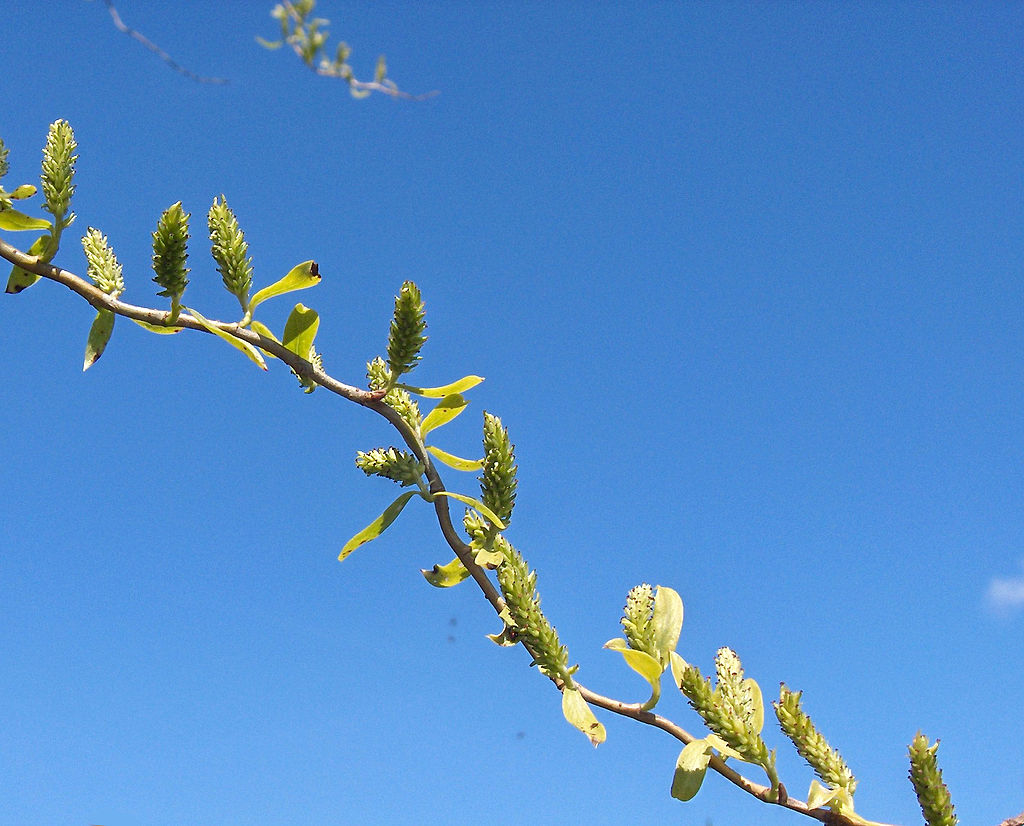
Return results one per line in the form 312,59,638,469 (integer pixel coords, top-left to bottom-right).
425,445,483,472
83,309,115,371
472,547,504,568
0,209,51,231
807,779,836,809
339,491,417,560
186,306,267,371
742,677,764,735
248,319,281,359
282,303,319,360
249,260,321,311
420,393,468,437
131,318,184,334
603,638,664,710
671,740,713,801
431,492,505,530
652,585,684,659
561,687,606,748
5,234,49,293
669,650,689,689
421,556,471,587
399,375,484,398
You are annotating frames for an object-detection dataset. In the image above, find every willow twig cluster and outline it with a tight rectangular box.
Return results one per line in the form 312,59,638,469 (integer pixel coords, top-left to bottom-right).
1,120,977,826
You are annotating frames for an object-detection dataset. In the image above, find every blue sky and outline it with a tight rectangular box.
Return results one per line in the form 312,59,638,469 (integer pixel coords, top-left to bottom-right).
1,2,1022,825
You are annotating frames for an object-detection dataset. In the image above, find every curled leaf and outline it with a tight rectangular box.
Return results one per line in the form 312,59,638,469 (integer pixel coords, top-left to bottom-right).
282,303,319,360
671,740,713,801
421,556,470,588
561,687,606,748
250,260,320,311
604,637,663,710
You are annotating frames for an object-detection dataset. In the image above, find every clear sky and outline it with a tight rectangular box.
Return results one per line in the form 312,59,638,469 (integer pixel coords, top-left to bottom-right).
1,3,1022,825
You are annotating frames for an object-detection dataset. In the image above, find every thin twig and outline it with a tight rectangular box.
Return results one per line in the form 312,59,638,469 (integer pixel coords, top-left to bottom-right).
0,236,895,826
98,0,228,84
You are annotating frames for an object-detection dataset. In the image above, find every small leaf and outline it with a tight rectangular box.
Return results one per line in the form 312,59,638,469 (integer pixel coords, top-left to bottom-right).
186,306,267,371
339,490,417,560
248,320,280,358
604,639,664,682
704,733,745,762
420,393,468,437
10,184,36,200
472,547,504,568
652,585,684,659
807,779,836,809
400,375,484,398
83,309,115,370
0,209,51,231
425,445,483,472
669,650,689,689
5,234,49,293
561,687,606,748
256,36,284,49
671,740,713,801
487,620,519,647
250,260,321,311
430,492,506,530
131,318,184,335
282,303,319,360
743,676,765,735
421,556,471,587
604,638,664,709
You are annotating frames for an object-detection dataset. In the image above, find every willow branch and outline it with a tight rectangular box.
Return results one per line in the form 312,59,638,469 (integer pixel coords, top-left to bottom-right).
97,0,228,84
0,236,894,826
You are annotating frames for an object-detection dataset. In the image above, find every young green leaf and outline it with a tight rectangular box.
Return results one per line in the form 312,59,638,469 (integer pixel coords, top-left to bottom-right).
250,260,320,311
339,490,418,560
651,585,684,661
561,687,606,748
248,320,281,359
131,319,184,335
603,637,663,710
472,547,504,568
0,210,51,231
671,740,713,801
421,556,471,588
430,492,506,531
5,234,49,293
420,393,468,437
807,780,838,810
425,445,483,472
399,375,484,398
83,309,115,371
282,303,319,360
185,306,267,371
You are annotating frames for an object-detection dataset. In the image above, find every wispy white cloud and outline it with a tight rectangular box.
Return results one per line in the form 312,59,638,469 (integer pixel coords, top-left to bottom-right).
986,561,1024,616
